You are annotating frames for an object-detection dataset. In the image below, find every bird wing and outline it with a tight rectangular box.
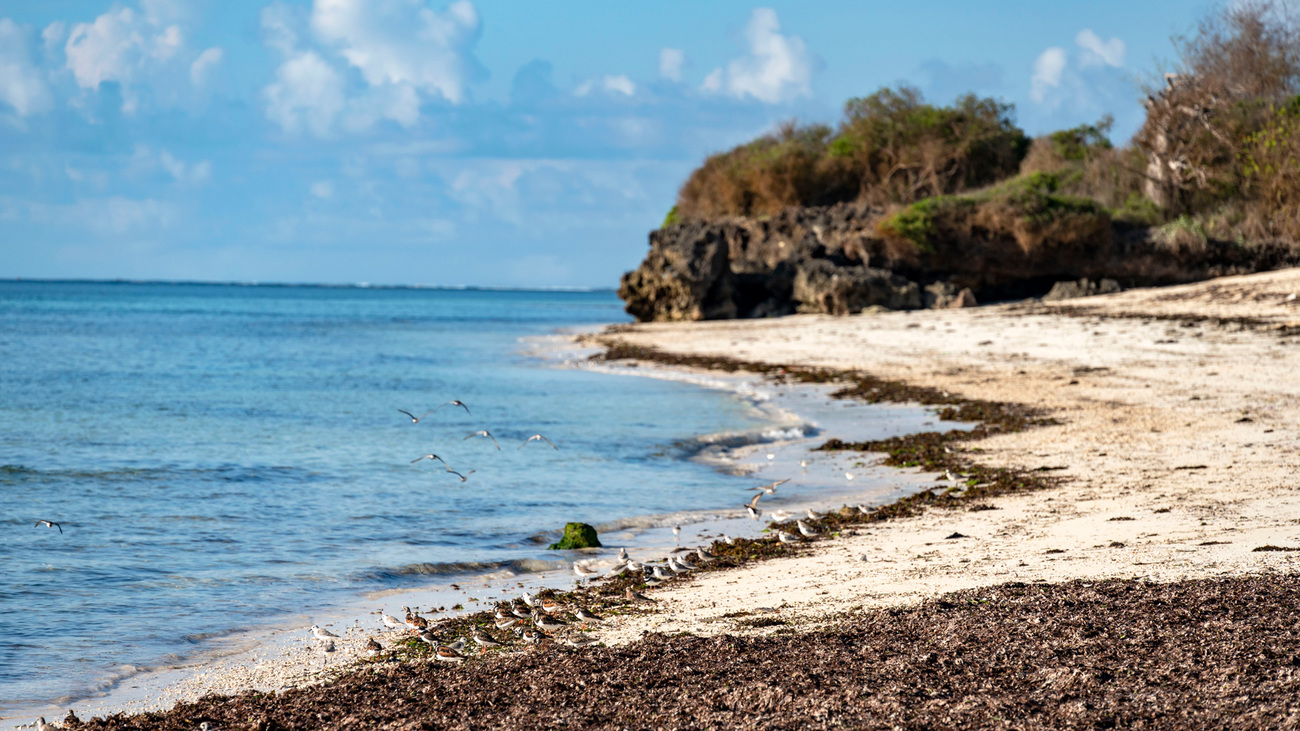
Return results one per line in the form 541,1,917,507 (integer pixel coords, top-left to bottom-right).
54,522,61,534
398,409,417,421
411,455,428,464
485,431,501,450
747,493,762,508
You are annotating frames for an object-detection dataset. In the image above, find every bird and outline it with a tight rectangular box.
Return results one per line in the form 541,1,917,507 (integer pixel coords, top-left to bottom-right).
575,608,603,624
564,635,599,648
534,613,567,633
439,400,471,415
495,617,519,630
652,564,674,581
806,508,825,520
378,610,405,631
521,629,542,645
519,434,558,450
310,625,340,640
618,547,629,561
667,557,689,574
695,547,716,562
676,554,698,570
797,520,821,538
464,430,501,450
744,504,761,519
411,453,448,465
322,640,336,659
472,630,502,649
540,597,562,614
626,588,656,603
448,636,469,652
608,562,629,576
746,493,762,509
35,718,56,731
366,638,382,654
520,593,537,608
417,629,438,646
673,525,681,539
511,604,531,619
34,520,62,534
435,646,465,663
857,505,874,515
398,409,433,423
770,510,793,522
721,534,735,545
747,478,790,494
777,531,801,544
445,466,476,482
574,563,599,580
403,607,429,630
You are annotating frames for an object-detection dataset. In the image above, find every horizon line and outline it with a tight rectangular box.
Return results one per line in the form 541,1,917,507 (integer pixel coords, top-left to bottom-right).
1,277,618,294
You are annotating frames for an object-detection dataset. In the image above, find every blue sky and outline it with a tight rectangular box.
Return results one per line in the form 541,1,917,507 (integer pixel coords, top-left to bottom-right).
1,0,1212,287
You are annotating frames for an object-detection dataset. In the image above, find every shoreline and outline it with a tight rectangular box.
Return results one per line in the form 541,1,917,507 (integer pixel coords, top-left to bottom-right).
3,337,953,727
31,268,1300,729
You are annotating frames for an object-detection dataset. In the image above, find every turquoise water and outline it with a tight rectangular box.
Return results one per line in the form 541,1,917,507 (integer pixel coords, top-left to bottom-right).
0,282,772,708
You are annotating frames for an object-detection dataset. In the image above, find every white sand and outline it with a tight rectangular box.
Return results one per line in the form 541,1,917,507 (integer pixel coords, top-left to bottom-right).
595,268,1300,643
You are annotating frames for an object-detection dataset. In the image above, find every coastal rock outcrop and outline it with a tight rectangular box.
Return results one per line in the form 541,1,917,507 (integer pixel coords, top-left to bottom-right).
617,202,1300,322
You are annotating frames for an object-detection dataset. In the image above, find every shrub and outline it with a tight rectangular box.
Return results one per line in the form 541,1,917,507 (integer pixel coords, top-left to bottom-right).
674,87,1028,219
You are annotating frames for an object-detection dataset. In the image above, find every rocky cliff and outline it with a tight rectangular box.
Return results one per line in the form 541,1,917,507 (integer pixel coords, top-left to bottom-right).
618,202,1300,322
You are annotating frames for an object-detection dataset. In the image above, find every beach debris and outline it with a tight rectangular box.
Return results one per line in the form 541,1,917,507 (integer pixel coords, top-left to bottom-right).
945,532,967,540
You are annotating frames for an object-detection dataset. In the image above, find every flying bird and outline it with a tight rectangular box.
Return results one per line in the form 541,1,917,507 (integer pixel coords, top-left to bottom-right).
519,433,558,450
439,400,471,415
411,453,448,465
445,466,476,482
398,409,433,423
746,478,790,494
34,520,62,534
746,493,762,509
464,430,501,450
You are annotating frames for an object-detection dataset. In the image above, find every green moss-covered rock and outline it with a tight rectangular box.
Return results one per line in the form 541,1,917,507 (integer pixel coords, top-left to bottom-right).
547,522,602,550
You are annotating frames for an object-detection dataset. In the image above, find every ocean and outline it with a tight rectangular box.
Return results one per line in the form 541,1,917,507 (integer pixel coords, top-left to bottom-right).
0,281,799,710
0,281,952,717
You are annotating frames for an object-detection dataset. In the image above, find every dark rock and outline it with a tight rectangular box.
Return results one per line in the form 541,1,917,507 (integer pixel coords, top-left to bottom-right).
547,522,602,550
1042,277,1122,301
792,260,921,315
948,288,979,309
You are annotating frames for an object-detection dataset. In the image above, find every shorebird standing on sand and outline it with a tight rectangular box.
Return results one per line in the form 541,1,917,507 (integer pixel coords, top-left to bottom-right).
435,646,465,663
777,530,801,544
574,562,599,582
378,609,405,631
626,588,656,603
464,429,501,450
797,520,821,538
310,625,340,641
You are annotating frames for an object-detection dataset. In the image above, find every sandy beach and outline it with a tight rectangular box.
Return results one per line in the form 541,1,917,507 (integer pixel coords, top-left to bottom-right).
46,268,1300,729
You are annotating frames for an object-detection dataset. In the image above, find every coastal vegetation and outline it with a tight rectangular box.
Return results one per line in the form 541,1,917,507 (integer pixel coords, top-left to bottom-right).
674,2,1300,251
620,2,1300,322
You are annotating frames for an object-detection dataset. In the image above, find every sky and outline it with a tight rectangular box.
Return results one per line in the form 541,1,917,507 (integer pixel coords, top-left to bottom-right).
0,0,1216,287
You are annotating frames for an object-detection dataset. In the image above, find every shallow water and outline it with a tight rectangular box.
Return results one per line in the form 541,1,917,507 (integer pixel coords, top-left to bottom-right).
0,282,788,709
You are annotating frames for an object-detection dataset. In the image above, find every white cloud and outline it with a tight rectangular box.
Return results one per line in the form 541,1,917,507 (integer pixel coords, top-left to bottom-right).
700,68,722,93
158,149,210,185
310,181,334,198
659,48,684,82
0,19,53,116
576,74,636,97
189,46,223,86
264,50,346,136
1075,29,1125,68
1030,47,1067,103
310,0,483,105
709,8,812,104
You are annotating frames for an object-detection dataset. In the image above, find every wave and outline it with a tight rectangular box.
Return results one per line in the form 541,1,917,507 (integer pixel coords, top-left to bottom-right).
0,463,325,485
358,557,570,583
